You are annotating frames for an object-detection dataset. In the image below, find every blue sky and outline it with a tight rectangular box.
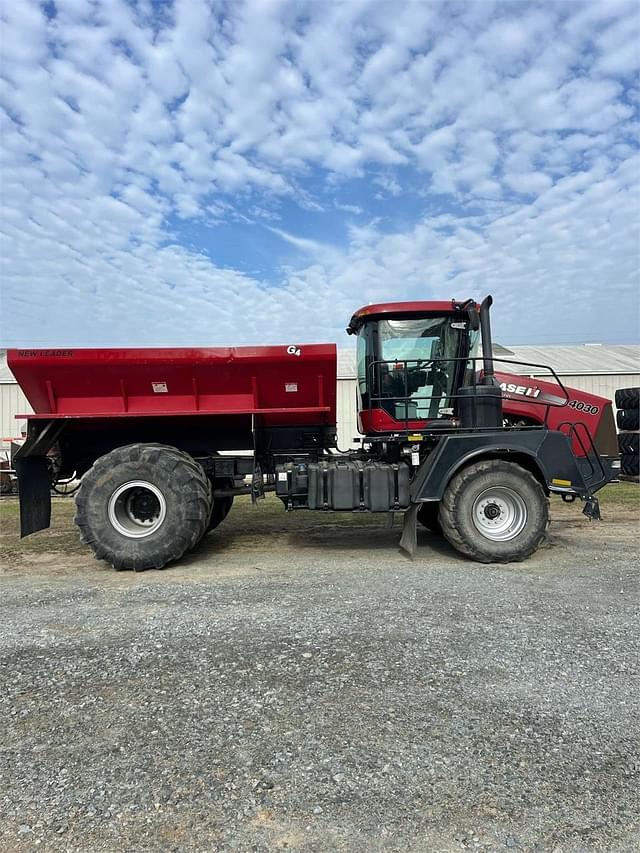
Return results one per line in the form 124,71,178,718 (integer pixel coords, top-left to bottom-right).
0,0,639,348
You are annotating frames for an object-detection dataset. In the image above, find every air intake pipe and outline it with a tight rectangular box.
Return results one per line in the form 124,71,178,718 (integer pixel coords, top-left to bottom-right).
458,294,503,428
479,295,497,386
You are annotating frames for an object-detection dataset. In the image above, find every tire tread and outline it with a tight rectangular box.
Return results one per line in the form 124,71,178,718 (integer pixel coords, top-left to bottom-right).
618,432,639,456
438,459,549,564
615,387,640,410
75,443,212,571
617,409,640,431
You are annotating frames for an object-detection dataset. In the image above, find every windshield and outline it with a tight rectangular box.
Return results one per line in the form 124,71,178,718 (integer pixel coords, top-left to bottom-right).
379,317,457,363
357,316,479,421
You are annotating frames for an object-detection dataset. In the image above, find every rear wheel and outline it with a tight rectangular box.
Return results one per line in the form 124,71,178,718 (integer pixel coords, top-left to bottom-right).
205,455,236,532
207,482,234,531
75,443,212,571
439,459,549,563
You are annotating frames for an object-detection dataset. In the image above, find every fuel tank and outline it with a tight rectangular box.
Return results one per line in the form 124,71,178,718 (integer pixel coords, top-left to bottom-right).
7,345,337,428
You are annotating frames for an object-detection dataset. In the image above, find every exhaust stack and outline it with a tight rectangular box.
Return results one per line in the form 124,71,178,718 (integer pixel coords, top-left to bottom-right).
479,295,496,385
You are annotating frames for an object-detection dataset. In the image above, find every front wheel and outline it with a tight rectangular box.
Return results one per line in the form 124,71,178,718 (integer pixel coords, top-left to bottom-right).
439,460,549,563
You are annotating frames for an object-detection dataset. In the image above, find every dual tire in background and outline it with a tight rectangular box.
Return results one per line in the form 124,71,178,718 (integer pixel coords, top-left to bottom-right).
615,387,639,479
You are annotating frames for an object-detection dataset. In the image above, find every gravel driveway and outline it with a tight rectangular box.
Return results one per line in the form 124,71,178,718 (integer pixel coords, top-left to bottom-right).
1,495,639,852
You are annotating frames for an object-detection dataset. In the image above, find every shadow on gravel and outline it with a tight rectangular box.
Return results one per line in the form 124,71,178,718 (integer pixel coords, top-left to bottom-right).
285,526,462,558
183,518,464,565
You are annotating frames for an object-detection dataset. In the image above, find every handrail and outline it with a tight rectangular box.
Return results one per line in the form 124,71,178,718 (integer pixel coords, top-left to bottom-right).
558,420,607,488
365,355,571,431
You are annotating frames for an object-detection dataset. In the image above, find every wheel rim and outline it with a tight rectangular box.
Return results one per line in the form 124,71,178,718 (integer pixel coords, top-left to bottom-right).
108,481,167,538
472,486,527,542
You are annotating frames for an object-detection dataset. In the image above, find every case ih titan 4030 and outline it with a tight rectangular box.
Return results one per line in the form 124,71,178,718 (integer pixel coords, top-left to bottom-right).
9,296,620,570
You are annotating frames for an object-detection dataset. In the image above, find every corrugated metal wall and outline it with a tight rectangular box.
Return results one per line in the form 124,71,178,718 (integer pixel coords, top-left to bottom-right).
336,379,359,449
535,374,640,412
0,384,32,447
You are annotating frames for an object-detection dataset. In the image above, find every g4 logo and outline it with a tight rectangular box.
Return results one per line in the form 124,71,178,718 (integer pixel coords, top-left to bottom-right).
287,345,301,357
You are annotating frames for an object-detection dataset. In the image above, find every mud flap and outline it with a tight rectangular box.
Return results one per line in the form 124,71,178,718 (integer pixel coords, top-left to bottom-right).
252,460,265,503
14,456,51,537
399,503,419,559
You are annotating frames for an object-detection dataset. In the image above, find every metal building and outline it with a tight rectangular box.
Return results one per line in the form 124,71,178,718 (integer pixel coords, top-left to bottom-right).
337,349,358,449
0,350,32,448
492,344,640,403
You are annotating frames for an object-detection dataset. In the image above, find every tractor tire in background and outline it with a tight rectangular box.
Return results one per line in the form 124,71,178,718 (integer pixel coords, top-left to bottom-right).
621,454,639,477
618,433,639,456
439,459,549,564
75,443,212,571
614,388,639,480
616,409,640,431
614,387,640,409
417,502,442,533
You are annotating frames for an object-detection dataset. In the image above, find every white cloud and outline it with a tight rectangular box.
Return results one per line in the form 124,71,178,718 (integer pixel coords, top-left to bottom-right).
0,0,638,348
266,226,331,256
504,172,553,195
374,174,402,197
334,202,363,216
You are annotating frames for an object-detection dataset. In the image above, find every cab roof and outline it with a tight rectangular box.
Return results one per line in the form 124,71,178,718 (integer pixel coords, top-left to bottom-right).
347,299,476,334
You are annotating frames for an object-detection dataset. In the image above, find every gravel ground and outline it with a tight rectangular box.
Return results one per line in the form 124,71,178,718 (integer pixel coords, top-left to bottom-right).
1,493,639,852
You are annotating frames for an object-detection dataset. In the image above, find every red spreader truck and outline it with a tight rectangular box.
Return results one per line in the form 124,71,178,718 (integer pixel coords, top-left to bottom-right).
8,296,619,570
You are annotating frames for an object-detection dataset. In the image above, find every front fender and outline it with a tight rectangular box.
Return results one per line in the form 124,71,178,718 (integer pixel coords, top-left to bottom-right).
411,429,591,502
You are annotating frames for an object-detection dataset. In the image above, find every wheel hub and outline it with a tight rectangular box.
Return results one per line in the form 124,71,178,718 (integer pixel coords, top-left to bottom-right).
128,490,160,523
472,487,527,542
483,502,501,520
108,481,167,538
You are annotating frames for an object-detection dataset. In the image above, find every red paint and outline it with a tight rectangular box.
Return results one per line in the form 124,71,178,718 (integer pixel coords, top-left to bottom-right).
494,370,611,449
359,369,613,458
350,300,464,322
7,345,337,427
7,347,613,459
359,409,428,433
